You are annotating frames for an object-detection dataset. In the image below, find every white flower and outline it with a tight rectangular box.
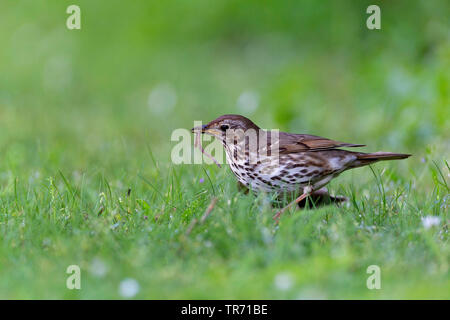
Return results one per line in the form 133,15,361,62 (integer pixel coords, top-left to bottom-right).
274,273,293,291
119,278,140,298
421,216,440,229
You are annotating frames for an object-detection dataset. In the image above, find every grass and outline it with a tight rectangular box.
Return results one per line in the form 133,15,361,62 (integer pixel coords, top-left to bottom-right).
0,150,448,299
0,0,449,299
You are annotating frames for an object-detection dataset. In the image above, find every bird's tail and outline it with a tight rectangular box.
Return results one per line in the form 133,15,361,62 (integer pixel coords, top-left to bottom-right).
350,151,411,168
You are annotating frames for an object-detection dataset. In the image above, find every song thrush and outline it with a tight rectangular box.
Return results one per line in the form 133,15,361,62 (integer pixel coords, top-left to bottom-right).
192,114,411,222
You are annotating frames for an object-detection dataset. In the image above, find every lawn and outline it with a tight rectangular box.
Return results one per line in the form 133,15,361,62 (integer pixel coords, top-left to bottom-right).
0,0,448,299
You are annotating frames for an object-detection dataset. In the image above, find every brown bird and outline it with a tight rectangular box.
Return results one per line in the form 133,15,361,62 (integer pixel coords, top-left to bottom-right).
192,114,411,222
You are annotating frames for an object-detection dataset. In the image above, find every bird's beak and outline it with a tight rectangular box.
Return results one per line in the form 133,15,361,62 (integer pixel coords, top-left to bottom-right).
191,124,222,136
191,124,207,133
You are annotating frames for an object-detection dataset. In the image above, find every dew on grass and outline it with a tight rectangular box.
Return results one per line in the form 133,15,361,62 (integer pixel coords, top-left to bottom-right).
119,278,140,298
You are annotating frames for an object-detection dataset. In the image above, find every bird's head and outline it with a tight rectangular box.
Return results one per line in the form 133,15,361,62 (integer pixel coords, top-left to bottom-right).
191,114,260,142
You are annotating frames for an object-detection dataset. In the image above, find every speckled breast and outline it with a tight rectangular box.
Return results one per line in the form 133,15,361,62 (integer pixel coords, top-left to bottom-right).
224,147,355,193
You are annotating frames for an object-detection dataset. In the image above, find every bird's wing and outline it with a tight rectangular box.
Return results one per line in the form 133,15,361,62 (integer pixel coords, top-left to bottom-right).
277,132,365,153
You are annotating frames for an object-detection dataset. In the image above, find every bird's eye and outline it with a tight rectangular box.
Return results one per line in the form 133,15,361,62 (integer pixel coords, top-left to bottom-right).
220,124,229,131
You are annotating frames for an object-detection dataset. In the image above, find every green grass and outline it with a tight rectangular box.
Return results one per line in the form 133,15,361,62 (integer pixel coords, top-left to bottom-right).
0,0,449,299
0,151,448,299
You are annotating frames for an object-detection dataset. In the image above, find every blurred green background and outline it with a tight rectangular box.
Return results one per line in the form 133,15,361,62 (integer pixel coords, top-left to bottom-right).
0,0,448,299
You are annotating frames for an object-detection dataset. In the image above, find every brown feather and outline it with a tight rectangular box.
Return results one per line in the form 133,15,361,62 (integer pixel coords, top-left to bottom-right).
277,132,365,154
350,151,412,168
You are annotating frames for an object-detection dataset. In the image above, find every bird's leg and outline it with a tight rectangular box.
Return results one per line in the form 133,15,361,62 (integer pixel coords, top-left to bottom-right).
273,186,313,223
272,193,309,222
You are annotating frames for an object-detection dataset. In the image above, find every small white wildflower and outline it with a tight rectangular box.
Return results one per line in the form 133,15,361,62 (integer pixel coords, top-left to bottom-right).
274,273,293,291
119,278,140,298
421,216,441,229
